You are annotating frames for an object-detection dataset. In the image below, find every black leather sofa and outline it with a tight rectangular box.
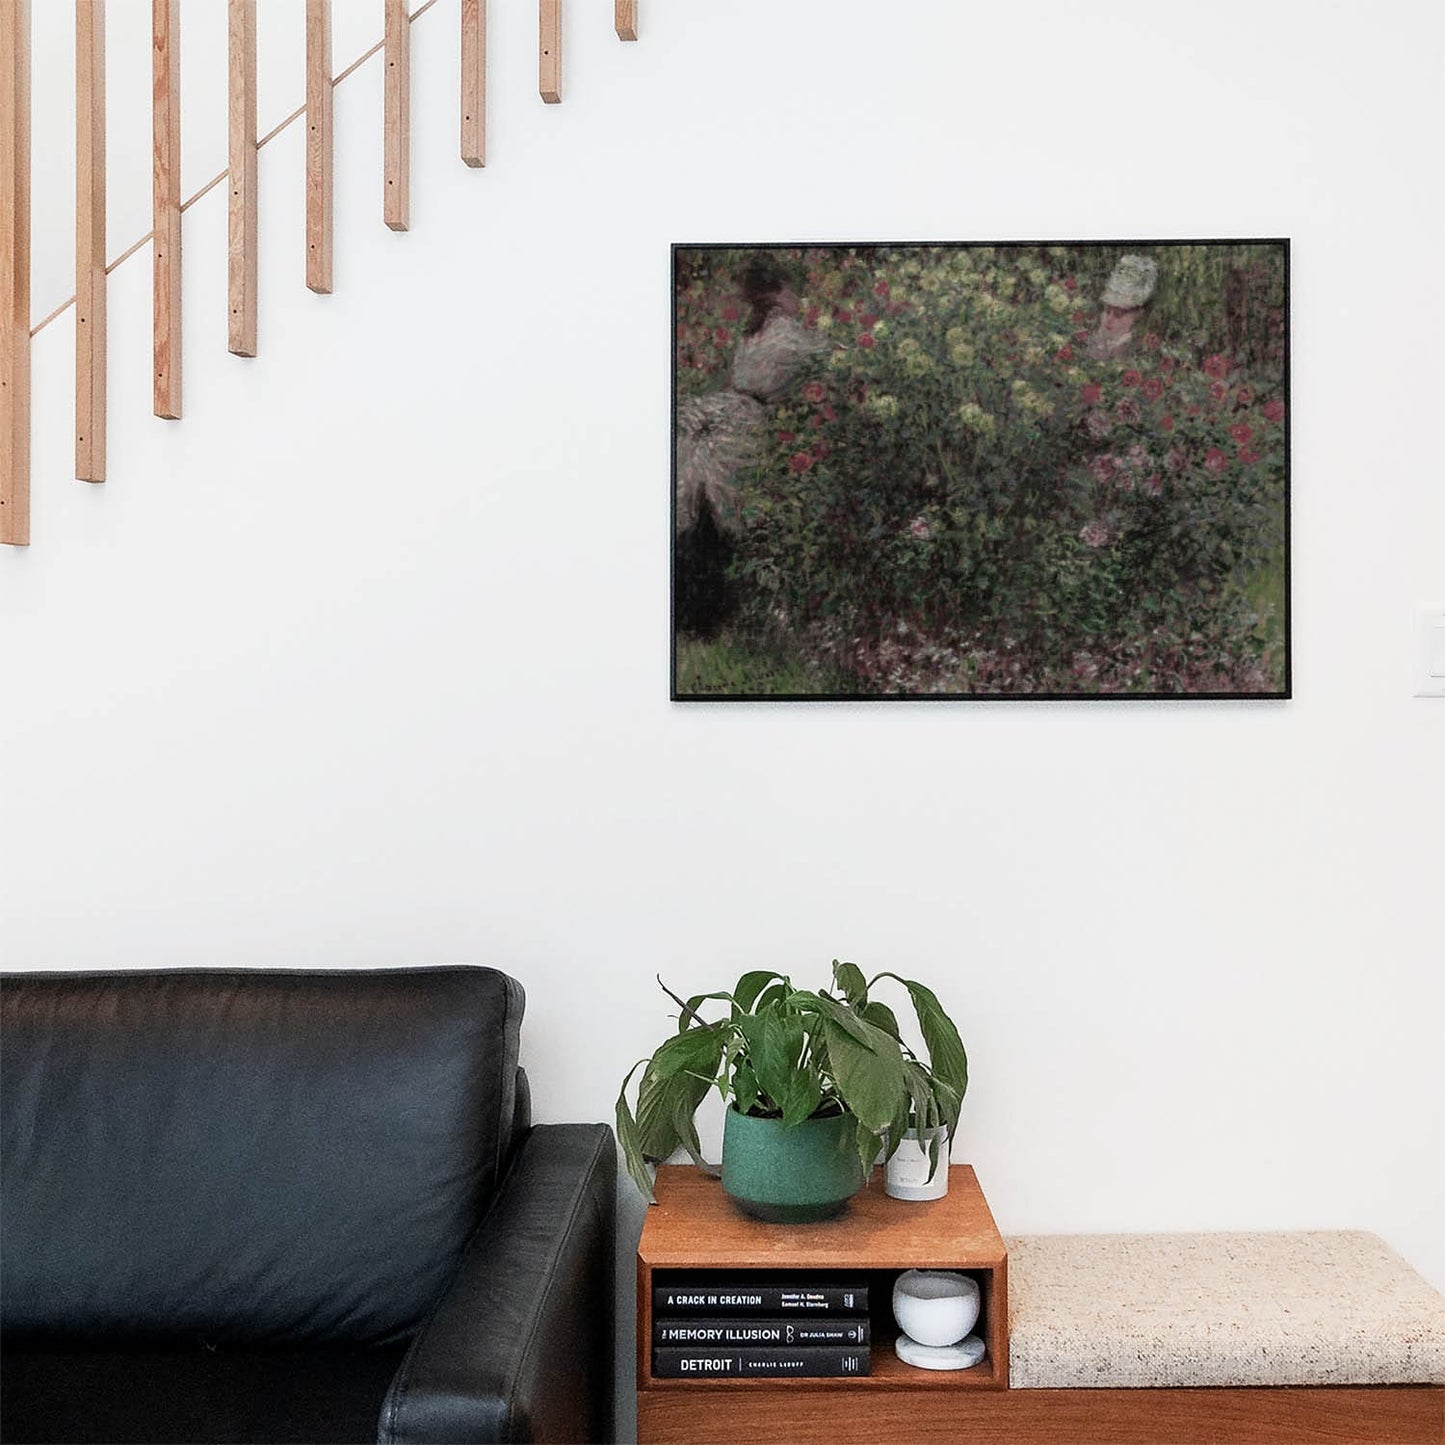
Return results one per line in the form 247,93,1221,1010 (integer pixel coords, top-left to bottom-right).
0,967,616,1444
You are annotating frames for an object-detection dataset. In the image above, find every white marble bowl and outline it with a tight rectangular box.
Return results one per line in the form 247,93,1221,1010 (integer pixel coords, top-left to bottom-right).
892,1269,981,1348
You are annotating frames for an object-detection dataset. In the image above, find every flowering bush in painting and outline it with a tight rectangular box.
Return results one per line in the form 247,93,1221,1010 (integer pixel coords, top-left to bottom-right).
674,244,1288,696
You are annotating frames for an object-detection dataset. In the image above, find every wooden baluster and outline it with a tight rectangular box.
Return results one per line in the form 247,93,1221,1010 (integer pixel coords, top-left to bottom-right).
153,0,181,419
76,1,106,481
383,0,409,230
615,0,637,42
306,0,332,293
228,0,257,356
461,0,485,167
1,0,29,542
539,0,560,103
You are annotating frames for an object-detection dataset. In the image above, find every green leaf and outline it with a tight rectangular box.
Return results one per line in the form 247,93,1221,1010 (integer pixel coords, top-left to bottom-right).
903,1060,937,1135
860,1000,901,1041
732,970,787,1015
872,972,969,1104
616,1060,655,1202
754,982,789,1014
854,1114,883,1181
802,990,882,1050
637,1065,711,1162
819,1014,905,1133
736,1005,803,1113
731,1058,761,1117
779,1066,823,1130
647,1022,729,1083
635,1025,723,1159
832,960,868,1007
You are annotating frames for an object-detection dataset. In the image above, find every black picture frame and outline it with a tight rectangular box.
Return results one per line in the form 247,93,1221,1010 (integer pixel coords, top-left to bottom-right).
671,240,1290,701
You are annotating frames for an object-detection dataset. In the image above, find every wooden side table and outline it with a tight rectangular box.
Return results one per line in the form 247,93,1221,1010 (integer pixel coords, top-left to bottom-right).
636,1164,1008,1445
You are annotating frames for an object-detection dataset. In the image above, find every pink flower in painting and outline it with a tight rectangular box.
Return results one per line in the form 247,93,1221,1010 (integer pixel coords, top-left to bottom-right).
1079,521,1111,548
1159,414,1175,433
1115,398,1142,425
1263,399,1286,422
714,328,732,346
874,280,891,298
1085,410,1114,441
803,381,827,404
1160,356,1177,375
1208,383,1227,403
823,404,837,421
1122,369,1141,388
805,307,821,327
1234,385,1254,405
1204,447,1228,472
1166,447,1188,473
1203,354,1231,380
777,431,796,444
1064,277,1078,292
721,304,740,322
1142,377,1164,401
1142,332,1161,352
859,313,878,331
1230,422,1252,443
1056,345,1075,362
909,514,933,539
1091,455,1117,484
1072,309,1088,325
1238,448,1260,465
1080,382,1103,405
789,452,814,474
858,334,876,350
1074,329,1091,344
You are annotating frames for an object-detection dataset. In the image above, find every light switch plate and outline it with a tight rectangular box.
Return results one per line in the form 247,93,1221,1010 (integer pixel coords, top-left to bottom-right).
1417,609,1445,697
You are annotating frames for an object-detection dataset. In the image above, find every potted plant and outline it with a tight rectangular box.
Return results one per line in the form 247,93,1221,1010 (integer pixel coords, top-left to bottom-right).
616,960,968,1221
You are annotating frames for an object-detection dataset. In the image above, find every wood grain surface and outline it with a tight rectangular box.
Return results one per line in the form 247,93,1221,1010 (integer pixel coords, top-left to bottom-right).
75,0,105,480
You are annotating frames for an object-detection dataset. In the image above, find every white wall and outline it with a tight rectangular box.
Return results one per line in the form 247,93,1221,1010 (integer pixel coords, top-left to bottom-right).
5,0,1442,1357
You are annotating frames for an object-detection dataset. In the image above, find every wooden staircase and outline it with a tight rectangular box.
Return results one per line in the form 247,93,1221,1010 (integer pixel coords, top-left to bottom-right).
0,0,640,547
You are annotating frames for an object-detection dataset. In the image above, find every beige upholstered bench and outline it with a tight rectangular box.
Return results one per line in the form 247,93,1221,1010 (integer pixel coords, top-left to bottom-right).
999,1230,1445,1444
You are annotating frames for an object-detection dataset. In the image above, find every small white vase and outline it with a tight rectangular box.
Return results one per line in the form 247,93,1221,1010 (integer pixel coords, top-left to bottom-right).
892,1269,981,1348
884,1126,949,1201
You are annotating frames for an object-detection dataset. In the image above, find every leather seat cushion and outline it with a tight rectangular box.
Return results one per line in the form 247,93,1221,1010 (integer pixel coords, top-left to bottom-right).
1,968,522,1347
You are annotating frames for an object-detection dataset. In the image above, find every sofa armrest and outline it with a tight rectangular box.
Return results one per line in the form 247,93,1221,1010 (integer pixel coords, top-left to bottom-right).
379,1123,616,1445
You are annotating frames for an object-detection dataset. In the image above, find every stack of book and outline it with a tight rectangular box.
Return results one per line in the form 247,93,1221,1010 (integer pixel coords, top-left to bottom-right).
651,1275,871,1378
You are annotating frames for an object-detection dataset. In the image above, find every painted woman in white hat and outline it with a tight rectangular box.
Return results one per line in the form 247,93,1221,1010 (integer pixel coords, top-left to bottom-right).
1087,254,1159,360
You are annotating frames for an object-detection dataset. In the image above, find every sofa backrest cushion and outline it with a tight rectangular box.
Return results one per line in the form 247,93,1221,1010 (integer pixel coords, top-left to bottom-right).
0,967,523,1347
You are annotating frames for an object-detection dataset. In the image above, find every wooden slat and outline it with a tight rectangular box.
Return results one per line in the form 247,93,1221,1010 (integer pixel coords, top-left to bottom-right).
539,0,560,103
383,0,409,231
227,0,257,357
305,0,332,293
76,1,106,481
460,0,484,167
1,0,29,542
152,0,181,419
639,1386,1445,1445
615,0,637,42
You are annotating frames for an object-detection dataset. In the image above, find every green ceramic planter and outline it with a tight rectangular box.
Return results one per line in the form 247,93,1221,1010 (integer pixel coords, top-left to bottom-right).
721,1107,866,1223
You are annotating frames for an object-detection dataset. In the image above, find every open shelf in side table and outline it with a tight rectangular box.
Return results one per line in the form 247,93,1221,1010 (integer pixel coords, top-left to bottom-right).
637,1165,1009,1441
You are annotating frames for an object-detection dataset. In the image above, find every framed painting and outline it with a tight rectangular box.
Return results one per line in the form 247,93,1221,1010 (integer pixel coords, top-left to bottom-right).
672,241,1290,700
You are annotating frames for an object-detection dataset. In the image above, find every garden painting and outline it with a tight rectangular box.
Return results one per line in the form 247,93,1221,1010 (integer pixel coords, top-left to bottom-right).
672,241,1289,699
